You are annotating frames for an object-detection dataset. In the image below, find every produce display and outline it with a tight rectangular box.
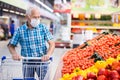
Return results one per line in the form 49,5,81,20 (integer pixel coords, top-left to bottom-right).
60,33,120,80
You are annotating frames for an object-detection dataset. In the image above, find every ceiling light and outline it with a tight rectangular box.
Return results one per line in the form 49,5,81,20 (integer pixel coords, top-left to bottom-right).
35,0,53,12
55,13,61,17
20,13,24,15
63,0,67,3
3,9,8,12
10,10,14,13
15,12,19,14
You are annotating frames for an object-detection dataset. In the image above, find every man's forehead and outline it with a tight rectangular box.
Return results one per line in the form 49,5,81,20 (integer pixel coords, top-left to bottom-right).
31,9,40,15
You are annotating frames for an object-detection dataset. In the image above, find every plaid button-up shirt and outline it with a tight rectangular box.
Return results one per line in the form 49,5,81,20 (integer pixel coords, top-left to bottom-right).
9,23,53,57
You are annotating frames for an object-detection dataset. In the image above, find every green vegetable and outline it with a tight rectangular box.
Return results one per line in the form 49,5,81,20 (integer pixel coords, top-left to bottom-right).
90,52,99,59
94,56,104,62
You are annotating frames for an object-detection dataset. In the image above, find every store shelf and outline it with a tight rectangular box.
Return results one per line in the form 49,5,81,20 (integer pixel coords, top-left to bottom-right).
72,20,112,23
71,26,120,29
71,20,113,27
55,41,71,48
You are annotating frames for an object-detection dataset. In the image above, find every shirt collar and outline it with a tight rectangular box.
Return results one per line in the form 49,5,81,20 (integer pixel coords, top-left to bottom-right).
24,22,39,30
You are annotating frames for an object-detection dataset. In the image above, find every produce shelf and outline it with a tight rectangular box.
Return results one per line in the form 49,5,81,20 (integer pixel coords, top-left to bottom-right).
71,26,120,29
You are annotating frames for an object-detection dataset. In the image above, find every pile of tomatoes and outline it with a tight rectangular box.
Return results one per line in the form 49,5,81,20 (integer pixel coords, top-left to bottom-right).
62,34,120,75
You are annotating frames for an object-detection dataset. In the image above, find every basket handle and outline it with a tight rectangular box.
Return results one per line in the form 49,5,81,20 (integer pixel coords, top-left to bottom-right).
22,57,53,61
1,56,53,61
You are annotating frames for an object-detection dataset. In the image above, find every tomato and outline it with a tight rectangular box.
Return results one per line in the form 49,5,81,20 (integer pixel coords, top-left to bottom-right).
62,34,120,75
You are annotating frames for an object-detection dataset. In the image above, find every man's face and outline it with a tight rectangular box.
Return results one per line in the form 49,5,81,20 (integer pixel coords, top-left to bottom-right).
27,9,40,23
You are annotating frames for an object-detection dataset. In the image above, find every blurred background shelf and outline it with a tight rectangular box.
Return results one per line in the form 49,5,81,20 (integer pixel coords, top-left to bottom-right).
71,26,120,29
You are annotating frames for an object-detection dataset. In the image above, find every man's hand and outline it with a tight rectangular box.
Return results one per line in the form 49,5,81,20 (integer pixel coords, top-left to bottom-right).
12,53,22,60
41,40,54,61
41,54,50,61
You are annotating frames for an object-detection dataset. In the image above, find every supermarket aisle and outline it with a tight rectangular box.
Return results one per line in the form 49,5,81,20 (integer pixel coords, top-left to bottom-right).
0,40,12,57
0,40,69,80
50,48,68,80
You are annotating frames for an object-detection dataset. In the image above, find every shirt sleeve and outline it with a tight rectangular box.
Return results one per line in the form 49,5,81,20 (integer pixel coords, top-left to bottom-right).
43,24,53,41
9,28,20,46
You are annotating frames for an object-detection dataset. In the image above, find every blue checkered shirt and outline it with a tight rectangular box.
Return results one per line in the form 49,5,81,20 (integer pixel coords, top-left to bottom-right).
9,23,53,57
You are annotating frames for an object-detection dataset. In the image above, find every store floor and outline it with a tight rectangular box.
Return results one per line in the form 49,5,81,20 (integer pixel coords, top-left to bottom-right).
0,40,70,80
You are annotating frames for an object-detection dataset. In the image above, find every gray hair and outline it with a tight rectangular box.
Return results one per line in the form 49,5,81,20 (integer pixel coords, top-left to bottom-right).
26,5,40,16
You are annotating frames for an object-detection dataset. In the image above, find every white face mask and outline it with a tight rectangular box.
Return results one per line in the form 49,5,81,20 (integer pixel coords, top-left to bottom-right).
30,19,40,27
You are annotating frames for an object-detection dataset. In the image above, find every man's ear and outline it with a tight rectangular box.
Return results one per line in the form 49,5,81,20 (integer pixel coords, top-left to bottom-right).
25,15,29,19
25,15,31,21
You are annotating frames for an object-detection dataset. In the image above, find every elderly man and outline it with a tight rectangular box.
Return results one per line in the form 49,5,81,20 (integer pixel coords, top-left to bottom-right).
7,6,55,79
